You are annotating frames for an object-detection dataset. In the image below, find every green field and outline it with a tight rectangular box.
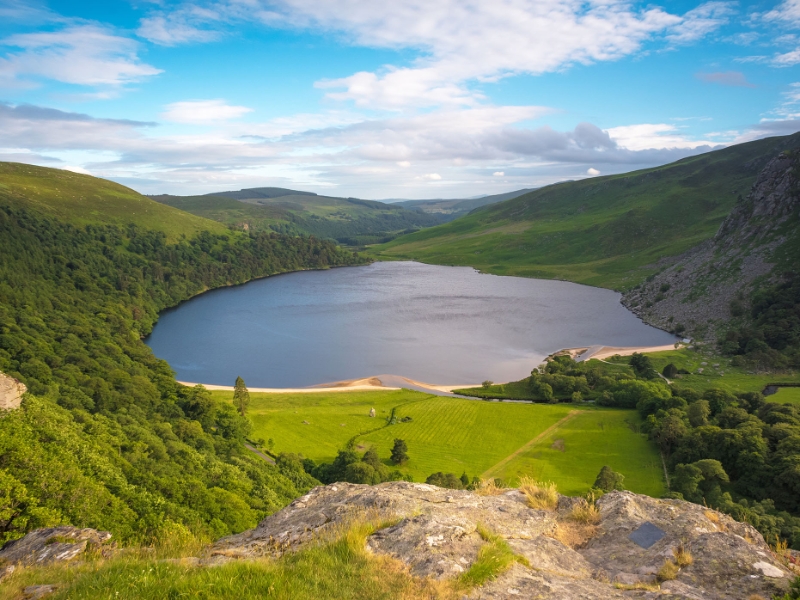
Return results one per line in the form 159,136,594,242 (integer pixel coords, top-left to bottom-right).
770,387,800,405
0,162,228,241
220,389,666,496
488,410,665,497
370,133,800,290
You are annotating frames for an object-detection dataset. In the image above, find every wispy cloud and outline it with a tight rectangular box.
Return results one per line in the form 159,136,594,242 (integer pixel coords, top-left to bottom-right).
0,25,161,87
161,100,253,124
137,1,732,110
696,71,756,87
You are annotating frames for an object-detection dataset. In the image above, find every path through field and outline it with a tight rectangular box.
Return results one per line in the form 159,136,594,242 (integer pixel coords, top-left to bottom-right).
480,410,584,479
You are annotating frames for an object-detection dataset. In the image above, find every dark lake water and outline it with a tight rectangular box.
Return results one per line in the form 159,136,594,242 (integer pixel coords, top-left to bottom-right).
146,261,676,387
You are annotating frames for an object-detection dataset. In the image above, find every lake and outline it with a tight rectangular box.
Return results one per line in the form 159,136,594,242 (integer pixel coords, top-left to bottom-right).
146,261,676,387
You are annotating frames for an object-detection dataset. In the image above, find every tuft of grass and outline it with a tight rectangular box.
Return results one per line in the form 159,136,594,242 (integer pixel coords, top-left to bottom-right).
519,477,558,510
45,536,79,545
673,545,693,568
568,503,600,525
613,581,660,591
656,559,680,582
458,524,529,588
474,478,506,496
549,521,598,550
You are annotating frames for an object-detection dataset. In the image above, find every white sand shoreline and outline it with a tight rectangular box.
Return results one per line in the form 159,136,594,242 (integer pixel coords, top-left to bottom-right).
177,375,477,394
177,344,682,394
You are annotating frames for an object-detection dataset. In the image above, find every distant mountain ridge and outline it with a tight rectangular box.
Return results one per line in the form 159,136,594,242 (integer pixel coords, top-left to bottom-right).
372,133,800,289
392,188,535,221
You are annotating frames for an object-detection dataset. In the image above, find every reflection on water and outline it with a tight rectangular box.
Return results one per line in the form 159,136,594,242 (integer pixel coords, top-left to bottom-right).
146,261,676,387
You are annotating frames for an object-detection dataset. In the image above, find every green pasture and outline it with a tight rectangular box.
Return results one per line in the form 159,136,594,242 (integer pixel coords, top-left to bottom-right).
769,387,800,405
490,409,666,497
224,389,666,496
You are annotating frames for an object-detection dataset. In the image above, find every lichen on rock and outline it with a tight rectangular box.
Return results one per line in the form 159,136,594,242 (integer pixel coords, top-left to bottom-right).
207,482,794,599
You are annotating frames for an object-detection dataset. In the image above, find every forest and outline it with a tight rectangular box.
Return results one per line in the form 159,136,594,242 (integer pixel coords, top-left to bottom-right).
0,204,366,545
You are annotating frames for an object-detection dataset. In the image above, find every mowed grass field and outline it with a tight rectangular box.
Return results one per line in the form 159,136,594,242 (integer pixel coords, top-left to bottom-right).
217,389,667,496
488,410,665,497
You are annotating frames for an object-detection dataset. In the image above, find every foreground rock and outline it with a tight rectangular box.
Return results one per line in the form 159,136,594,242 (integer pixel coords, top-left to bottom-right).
0,527,113,582
0,372,26,412
209,482,794,599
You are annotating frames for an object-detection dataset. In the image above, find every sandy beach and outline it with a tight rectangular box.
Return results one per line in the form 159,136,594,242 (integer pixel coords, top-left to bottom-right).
177,374,478,394
572,343,681,362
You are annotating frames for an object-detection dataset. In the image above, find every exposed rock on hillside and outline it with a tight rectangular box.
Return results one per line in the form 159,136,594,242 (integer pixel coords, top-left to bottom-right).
208,481,793,599
0,372,25,412
623,150,800,339
0,527,113,582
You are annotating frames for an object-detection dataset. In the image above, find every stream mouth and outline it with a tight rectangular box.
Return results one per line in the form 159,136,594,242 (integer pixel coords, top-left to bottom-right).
146,261,677,388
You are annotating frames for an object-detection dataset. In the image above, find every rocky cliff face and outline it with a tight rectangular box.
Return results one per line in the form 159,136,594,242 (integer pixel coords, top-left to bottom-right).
622,151,800,340
207,481,794,599
0,372,25,412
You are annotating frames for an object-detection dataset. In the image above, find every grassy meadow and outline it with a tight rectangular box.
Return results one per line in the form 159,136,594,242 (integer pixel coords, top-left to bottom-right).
0,162,228,241
218,389,666,495
770,386,800,405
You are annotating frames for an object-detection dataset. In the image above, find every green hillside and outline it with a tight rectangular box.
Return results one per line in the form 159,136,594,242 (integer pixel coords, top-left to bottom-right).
152,188,443,245
372,133,800,289
0,163,228,241
0,165,366,546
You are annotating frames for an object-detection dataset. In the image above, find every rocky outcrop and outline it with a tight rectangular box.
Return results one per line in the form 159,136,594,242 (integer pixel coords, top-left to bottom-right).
0,527,113,582
0,372,25,412
208,482,794,599
623,150,800,340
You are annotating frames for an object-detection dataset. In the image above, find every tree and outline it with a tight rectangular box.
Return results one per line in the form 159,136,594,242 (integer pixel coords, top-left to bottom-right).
687,400,710,427
390,438,408,464
482,380,493,389
426,472,463,489
460,472,470,487
662,363,679,378
630,353,657,379
593,465,625,492
233,375,250,417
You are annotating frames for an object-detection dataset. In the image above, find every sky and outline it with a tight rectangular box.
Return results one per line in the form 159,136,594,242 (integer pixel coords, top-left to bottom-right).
1,0,799,199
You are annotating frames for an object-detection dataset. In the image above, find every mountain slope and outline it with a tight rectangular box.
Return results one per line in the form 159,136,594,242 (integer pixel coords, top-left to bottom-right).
0,163,228,241
152,189,443,245
392,188,535,221
372,133,800,289
622,149,800,346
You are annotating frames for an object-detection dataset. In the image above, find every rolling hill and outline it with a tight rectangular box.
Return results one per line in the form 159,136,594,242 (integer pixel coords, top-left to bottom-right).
371,133,800,290
391,188,535,221
151,187,444,245
0,162,228,241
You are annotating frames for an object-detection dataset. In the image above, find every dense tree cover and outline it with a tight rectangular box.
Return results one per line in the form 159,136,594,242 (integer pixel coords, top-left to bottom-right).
300,445,412,485
524,354,800,548
525,354,670,407
0,204,365,544
720,272,800,370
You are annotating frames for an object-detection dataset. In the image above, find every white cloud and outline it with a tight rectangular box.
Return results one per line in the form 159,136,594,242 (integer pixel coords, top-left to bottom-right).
666,2,734,43
587,168,600,176
606,123,718,150
493,171,504,176
140,1,729,109
161,100,253,124
396,160,411,167
421,173,442,180
0,25,161,87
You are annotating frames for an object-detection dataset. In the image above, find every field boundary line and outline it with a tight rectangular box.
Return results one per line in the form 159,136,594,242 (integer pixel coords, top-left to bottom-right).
480,410,584,479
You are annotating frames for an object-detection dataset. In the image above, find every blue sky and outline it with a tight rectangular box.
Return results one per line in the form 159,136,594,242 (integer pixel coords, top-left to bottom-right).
1,0,799,198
